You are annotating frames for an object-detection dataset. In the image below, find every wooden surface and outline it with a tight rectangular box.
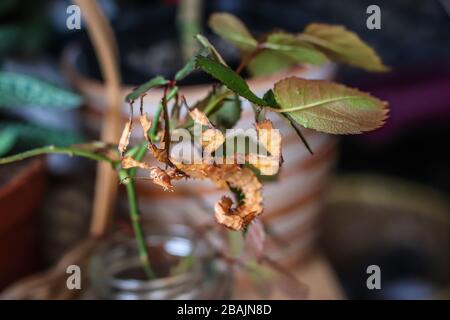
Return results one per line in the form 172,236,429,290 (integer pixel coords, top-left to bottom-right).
233,253,345,300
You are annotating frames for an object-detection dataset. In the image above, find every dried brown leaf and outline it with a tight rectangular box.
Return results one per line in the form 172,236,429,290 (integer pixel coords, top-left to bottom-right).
118,120,132,156
149,144,169,164
202,128,225,154
189,108,213,127
139,112,152,143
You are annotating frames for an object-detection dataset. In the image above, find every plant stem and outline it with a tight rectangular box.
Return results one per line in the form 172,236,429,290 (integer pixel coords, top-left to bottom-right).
119,168,156,279
120,85,181,280
123,140,157,279
0,145,114,165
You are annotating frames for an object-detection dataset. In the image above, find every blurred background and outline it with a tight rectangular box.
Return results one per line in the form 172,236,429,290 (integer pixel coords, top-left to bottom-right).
0,0,449,299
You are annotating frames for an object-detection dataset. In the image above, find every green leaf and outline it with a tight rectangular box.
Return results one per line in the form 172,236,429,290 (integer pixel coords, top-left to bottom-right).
247,50,297,77
195,55,267,106
0,122,83,153
0,129,17,156
272,77,388,134
262,89,278,108
300,23,389,72
262,32,328,64
209,95,242,130
208,12,257,51
195,34,227,65
125,76,167,102
247,33,327,77
0,72,82,109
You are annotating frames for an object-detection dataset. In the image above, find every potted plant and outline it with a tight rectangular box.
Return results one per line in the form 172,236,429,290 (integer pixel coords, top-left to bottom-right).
0,9,389,298
0,71,82,290
62,6,388,266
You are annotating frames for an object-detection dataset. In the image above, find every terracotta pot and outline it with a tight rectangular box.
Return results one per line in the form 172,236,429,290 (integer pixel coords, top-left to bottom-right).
0,158,46,290
63,44,337,266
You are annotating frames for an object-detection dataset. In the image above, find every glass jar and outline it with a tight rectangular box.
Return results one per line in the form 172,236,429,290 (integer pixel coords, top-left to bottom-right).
89,223,232,299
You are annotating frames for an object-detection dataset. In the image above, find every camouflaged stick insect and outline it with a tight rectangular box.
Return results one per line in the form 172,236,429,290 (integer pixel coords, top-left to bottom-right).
66,11,394,232
171,108,265,231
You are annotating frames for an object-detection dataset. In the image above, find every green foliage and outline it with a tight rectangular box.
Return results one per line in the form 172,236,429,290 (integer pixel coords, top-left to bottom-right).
208,12,257,51
262,90,278,108
195,34,227,65
208,95,242,130
175,51,203,82
125,76,167,102
195,55,267,106
272,77,388,134
247,50,297,77
0,72,82,109
300,23,389,72
0,129,16,157
261,32,328,64
0,122,83,157
209,12,388,76
246,33,328,77
0,73,83,156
